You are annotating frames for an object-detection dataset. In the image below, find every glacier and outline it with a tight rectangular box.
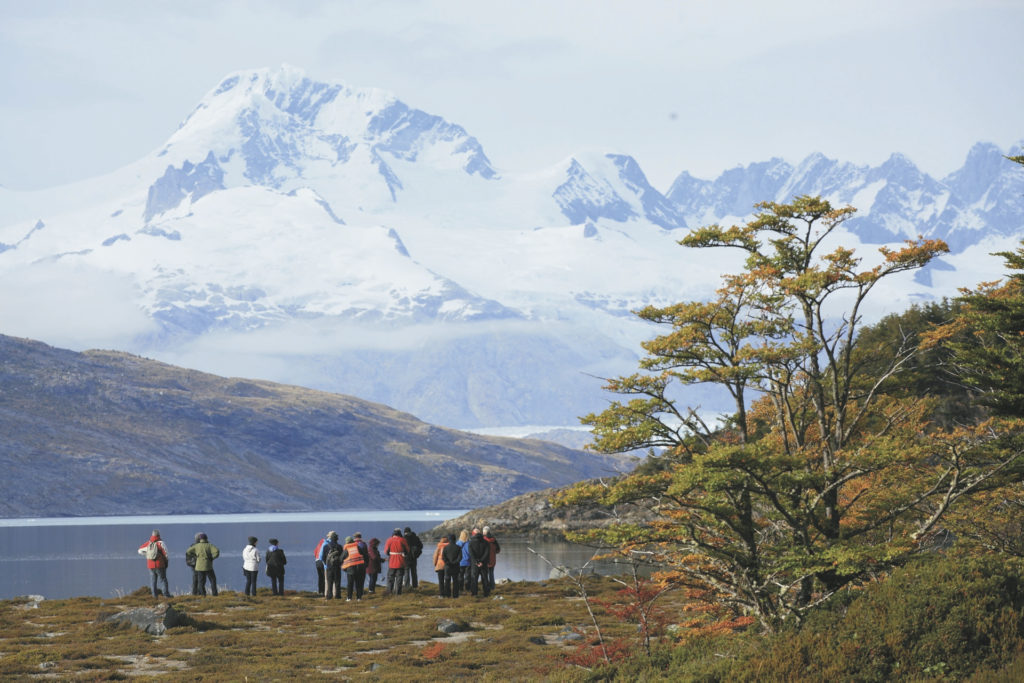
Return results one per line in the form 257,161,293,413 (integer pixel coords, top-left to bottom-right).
0,64,1022,429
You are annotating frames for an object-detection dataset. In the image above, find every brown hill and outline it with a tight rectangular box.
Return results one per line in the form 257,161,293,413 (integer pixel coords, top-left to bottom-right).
0,334,632,517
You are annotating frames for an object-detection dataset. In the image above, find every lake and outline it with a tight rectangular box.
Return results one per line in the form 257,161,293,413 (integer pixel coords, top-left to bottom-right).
0,510,621,600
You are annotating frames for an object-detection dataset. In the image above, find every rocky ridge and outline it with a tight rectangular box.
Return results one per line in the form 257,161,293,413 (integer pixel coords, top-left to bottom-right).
425,480,658,539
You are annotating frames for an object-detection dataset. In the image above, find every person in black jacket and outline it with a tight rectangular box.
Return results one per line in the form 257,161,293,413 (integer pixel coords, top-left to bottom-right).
265,538,287,596
467,528,491,597
403,527,423,588
441,534,463,598
482,526,501,594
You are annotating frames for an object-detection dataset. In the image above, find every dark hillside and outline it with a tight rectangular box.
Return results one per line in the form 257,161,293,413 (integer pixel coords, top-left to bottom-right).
0,334,631,517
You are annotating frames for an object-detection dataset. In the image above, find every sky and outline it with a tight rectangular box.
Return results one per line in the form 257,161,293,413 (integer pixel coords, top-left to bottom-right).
1,0,1022,192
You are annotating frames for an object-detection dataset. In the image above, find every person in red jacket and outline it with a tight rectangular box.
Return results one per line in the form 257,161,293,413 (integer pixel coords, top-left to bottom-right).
313,532,328,596
383,528,411,595
137,529,170,598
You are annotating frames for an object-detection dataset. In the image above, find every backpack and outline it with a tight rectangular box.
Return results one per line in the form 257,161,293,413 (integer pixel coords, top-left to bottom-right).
146,541,162,561
326,543,343,567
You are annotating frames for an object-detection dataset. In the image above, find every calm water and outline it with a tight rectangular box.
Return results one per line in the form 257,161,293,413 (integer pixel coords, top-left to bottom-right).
0,511,619,600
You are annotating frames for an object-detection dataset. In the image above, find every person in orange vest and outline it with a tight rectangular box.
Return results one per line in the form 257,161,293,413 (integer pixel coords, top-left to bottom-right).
432,535,450,597
340,535,369,601
383,528,411,595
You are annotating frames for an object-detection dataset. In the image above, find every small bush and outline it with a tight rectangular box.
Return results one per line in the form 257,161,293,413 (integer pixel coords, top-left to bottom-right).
737,552,1024,681
584,552,1024,681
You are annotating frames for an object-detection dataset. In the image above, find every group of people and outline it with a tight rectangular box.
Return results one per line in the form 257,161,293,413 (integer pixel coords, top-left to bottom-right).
313,526,424,600
137,524,501,599
430,526,501,598
136,529,287,598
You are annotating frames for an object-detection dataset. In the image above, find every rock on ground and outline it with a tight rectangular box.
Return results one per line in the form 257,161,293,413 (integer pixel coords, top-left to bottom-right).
102,603,188,635
437,618,470,634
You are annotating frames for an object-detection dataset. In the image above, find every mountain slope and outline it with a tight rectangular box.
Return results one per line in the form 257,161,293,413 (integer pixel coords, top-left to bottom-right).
0,334,632,517
0,65,1021,429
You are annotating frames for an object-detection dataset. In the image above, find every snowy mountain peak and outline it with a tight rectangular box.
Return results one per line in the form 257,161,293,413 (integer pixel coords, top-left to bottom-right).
2,64,1023,430
551,151,684,229
151,65,496,221
944,141,1012,204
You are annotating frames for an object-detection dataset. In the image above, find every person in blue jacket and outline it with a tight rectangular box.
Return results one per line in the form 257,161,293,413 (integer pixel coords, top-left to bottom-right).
320,531,343,599
457,529,471,591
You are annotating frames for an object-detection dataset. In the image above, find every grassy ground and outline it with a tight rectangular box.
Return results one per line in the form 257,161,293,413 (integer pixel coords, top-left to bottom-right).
0,577,648,680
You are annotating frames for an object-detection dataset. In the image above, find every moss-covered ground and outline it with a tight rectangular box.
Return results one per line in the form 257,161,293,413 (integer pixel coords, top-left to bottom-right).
0,578,647,681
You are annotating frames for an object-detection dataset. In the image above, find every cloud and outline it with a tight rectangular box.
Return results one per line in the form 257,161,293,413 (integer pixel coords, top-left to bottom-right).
0,262,157,350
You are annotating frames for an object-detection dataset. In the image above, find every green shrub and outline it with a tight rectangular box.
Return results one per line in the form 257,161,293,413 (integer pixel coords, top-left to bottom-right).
586,552,1024,681
738,552,1024,681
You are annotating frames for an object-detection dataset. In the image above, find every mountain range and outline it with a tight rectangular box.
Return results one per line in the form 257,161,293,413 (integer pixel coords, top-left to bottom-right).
0,333,631,517
1,64,1022,429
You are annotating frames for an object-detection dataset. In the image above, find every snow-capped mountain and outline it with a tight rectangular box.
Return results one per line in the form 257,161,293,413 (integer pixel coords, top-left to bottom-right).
1,65,1021,429
668,142,1024,253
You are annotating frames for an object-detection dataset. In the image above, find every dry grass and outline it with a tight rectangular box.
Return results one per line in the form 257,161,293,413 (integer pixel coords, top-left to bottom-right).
0,577,661,680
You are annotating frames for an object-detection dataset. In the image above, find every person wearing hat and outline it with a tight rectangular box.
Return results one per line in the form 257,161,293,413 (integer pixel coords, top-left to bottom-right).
353,532,369,593
186,533,220,596
265,538,287,596
383,528,411,595
137,529,170,598
320,531,343,599
242,536,261,597
340,535,369,601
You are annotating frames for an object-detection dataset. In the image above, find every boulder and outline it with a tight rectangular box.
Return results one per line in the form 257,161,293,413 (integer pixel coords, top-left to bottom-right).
15,595,45,610
103,603,187,635
549,565,572,580
436,618,470,634
549,565,596,580
558,626,585,643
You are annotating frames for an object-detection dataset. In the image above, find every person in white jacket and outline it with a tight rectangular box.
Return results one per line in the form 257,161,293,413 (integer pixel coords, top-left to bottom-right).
242,536,261,596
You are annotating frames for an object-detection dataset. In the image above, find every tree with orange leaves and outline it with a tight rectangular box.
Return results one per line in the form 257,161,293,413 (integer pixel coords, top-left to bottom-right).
560,196,1022,632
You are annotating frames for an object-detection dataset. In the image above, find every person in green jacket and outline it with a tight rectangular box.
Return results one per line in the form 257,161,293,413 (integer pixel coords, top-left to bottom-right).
186,533,220,596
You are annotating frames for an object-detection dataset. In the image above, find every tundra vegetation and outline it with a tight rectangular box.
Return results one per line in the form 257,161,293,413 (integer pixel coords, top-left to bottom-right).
0,580,662,680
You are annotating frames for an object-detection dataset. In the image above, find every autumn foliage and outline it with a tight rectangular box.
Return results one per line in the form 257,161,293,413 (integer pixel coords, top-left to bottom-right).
560,195,1024,635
